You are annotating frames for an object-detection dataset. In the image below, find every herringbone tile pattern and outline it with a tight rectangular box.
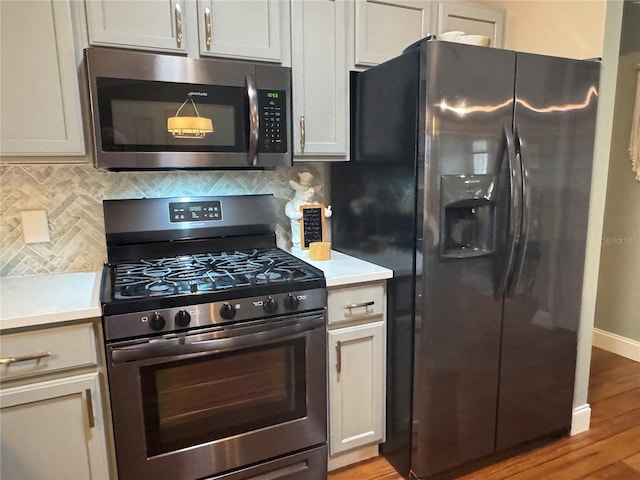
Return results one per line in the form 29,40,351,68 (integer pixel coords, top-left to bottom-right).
0,163,326,277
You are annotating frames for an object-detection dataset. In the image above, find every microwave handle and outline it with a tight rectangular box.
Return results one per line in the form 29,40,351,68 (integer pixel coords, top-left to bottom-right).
246,75,259,166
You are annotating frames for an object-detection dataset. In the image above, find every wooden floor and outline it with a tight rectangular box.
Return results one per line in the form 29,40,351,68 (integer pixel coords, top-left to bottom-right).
328,347,640,480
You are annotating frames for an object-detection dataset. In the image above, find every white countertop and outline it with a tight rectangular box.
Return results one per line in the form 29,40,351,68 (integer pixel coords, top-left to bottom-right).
293,250,392,287
0,271,102,331
0,251,391,331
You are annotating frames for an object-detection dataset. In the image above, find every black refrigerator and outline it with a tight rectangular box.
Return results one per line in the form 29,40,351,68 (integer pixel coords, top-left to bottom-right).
331,39,599,478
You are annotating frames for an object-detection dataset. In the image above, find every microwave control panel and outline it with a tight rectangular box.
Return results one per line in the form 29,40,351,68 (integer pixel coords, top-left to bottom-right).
258,90,287,153
169,201,222,223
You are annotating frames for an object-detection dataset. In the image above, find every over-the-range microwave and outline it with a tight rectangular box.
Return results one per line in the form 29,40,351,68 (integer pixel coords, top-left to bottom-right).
85,47,292,171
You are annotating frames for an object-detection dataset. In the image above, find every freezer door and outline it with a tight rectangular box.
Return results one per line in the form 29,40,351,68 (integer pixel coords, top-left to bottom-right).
496,54,599,451
412,41,515,478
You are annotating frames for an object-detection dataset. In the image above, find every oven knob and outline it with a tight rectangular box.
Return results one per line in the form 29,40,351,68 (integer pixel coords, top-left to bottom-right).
220,302,236,320
284,294,300,310
263,296,278,314
149,312,166,331
175,310,191,327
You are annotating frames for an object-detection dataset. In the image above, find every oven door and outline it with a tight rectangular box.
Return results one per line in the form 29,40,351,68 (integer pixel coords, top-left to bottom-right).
106,312,327,480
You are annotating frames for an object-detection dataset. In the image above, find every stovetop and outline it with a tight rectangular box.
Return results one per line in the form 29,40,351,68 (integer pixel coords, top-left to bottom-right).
100,195,327,340
101,247,326,316
112,248,320,300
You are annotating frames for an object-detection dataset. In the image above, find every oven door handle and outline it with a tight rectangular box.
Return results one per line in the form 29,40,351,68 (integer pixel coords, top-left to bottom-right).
110,315,325,364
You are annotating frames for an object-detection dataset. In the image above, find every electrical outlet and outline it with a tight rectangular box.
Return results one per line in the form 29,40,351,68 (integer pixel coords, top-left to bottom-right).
21,209,50,243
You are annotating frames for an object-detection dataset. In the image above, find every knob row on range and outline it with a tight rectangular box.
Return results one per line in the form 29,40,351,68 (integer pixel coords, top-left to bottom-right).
149,310,191,331
147,294,302,331
220,294,302,320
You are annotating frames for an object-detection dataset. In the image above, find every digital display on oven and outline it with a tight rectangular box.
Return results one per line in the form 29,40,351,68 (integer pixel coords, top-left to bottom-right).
169,201,222,222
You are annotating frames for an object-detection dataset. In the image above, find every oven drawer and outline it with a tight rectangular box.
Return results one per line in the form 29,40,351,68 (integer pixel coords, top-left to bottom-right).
210,445,328,480
0,323,97,381
328,282,385,326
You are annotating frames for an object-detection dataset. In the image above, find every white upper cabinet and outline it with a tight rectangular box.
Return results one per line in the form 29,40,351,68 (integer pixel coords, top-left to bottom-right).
354,0,434,67
197,0,283,62
85,0,187,53
0,0,85,156
437,1,505,48
291,0,349,158
85,0,287,63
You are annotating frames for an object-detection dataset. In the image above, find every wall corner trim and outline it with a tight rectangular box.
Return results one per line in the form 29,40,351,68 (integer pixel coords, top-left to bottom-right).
592,328,640,362
571,404,592,436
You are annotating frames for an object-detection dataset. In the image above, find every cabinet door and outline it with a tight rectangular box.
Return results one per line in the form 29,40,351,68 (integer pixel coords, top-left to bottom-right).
86,0,186,53
0,0,84,156
355,0,433,67
437,1,505,48
291,0,348,158
328,321,385,455
197,0,283,62
0,373,110,479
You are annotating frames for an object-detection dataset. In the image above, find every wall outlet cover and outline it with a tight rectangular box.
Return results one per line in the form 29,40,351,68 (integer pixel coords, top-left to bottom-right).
21,209,50,244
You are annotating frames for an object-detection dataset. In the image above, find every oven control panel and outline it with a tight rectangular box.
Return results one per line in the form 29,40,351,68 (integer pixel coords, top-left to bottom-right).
103,288,327,341
169,201,222,223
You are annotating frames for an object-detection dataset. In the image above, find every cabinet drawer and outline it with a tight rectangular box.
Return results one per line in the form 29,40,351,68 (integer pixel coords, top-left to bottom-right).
328,282,385,326
0,323,97,381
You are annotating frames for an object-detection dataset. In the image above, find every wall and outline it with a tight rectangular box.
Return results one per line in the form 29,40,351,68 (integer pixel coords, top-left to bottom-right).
595,1,640,343
479,0,606,59
0,164,327,277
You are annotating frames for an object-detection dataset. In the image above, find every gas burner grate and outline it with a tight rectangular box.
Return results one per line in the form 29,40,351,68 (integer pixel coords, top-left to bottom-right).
111,249,319,300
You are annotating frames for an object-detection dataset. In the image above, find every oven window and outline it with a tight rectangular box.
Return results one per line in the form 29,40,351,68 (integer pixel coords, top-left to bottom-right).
96,77,247,152
140,340,306,457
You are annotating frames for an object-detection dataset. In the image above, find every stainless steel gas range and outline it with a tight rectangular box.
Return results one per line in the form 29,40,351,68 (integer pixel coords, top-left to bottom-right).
100,194,328,480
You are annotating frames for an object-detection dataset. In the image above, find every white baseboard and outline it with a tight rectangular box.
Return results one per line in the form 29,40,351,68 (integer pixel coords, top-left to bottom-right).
592,328,640,362
571,403,591,436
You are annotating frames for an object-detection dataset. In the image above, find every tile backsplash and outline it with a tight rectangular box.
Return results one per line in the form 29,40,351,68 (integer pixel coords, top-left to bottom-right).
0,163,327,277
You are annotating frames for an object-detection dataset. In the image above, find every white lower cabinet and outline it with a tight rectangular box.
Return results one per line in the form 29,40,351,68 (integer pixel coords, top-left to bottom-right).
0,322,111,479
1,373,109,479
328,321,385,453
327,281,386,470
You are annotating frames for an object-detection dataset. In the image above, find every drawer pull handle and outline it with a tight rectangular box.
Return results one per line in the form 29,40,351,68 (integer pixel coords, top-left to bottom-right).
0,352,51,365
344,301,375,310
85,389,95,429
336,340,342,373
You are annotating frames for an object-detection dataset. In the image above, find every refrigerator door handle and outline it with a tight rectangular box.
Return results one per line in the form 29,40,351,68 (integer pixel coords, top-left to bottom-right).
506,128,529,298
495,124,523,300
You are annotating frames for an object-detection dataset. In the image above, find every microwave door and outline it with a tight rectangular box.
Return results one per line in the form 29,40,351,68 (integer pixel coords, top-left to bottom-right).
95,78,249,166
